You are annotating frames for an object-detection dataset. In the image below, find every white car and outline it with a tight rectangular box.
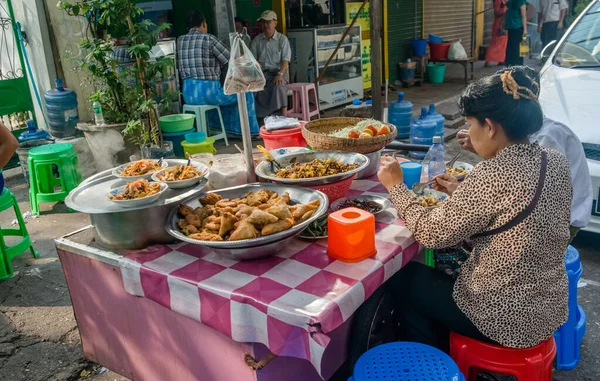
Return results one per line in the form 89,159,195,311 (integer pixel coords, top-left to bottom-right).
539,0,600,234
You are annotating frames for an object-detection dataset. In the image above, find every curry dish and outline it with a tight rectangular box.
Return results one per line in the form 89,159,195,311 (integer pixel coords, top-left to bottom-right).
275,159,359,179
446,167,468,177
120,160,162,176
416,195,442,208
109,179,162,200
178,190,321,242
157,165,203,181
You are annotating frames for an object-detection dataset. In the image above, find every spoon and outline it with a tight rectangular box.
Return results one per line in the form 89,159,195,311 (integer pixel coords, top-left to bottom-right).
412,179,436,195
256,145,283,170
447,152,461,169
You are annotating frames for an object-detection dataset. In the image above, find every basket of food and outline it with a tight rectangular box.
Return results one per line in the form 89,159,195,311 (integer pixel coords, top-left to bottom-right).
302,117,397,154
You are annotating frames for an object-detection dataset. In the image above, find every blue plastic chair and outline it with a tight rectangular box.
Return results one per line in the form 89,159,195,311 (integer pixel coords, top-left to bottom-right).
554,245,587,370
349,342,466,381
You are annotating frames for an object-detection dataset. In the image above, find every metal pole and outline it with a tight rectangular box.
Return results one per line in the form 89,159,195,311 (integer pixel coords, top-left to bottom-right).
370,0,383,120
238,93,256,183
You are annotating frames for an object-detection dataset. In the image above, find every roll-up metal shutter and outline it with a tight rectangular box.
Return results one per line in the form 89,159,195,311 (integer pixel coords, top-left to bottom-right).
387,0,423,84
423,0,475,56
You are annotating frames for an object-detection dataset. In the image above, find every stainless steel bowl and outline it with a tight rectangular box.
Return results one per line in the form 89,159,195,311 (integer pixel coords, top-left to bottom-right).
166,183,329,260
357,149,382,179
329,194,391,215
254,150,369,186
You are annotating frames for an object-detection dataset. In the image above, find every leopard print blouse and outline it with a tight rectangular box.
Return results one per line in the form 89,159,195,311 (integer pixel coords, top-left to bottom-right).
390,143,572,348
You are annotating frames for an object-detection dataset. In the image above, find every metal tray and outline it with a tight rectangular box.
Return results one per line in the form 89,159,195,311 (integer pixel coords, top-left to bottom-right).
67,159,207,214
254,150,369,186
166,183,329,254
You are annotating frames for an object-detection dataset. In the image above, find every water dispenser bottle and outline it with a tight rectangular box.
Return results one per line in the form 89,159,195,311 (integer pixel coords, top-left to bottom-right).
18,120,51,143
426,104,445,140
388,92,413,139
409,108,436,160
44,78,79,138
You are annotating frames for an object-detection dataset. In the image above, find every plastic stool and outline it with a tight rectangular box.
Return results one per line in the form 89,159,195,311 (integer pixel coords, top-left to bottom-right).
288,83,320,121
425,248,435,267
0,188,38,280
28,143,82,216
182,104,229,146
450,332,556,381
554,245,586,370
349,342,466,381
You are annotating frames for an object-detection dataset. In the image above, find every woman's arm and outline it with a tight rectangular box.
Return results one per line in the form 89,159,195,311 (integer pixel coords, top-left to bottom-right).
389,163,498,248
0,122,18,169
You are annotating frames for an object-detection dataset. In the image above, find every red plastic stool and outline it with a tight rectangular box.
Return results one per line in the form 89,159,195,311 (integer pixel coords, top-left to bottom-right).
449,332,556,381
288,83,320,121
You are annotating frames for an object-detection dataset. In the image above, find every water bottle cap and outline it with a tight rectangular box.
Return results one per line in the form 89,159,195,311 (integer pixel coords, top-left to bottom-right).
365,100,372,105
429,104,435,113
398,92,404,102
26,120,36,132
55,78,64,90
420,107,427,118
352,99,362,106
433,136,442,143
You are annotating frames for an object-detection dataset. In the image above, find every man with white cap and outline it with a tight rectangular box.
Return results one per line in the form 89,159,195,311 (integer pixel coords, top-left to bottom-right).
251,10,291,118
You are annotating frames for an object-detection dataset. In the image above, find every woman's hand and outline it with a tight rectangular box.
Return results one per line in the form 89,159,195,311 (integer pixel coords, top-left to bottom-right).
378,155,404,191
457,129,477,154
432,173,459,195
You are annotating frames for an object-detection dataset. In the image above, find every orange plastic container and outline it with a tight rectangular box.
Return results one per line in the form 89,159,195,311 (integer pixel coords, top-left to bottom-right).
327,207,376,262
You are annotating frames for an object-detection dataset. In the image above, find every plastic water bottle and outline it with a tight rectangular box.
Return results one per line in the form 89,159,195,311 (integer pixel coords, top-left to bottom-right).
93,101,105,126
427,136,446,181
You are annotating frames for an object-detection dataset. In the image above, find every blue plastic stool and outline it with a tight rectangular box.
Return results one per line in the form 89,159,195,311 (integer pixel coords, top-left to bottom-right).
554,245,586,370
349,342,466,381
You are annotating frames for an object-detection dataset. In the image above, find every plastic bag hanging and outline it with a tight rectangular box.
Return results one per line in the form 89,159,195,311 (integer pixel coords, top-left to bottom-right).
223,34,266,95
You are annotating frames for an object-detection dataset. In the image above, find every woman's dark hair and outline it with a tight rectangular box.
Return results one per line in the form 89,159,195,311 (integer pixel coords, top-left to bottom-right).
187,11,206,30
235,16,245,25
458,66,543,141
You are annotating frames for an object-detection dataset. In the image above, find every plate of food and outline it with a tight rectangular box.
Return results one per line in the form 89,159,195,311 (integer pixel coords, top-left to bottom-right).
167,183,329,259
299,214,329,240
255,150,369,186
413,189,448,209
108,179,168,207
152,162,209,189
112,159,168,181
330,195,391,215
445,161,473,180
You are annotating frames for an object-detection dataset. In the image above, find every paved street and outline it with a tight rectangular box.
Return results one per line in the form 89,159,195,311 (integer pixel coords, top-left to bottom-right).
0,136,597,381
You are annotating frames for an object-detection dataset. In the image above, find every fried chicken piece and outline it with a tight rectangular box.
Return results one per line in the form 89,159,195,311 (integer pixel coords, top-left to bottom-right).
199,193,222,205
178,219,189,229
185,214,202,228
179,204,194,217
218,212,238,237
182,225,198,235
261,218,293,236
189,231,224,241
195,206,213,221
229,220,259,241
246,209,278,226
266,203,293,220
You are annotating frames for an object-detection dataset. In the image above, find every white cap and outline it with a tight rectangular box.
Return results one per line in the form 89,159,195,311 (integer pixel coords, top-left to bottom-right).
259,10,277,21
433,136,442,143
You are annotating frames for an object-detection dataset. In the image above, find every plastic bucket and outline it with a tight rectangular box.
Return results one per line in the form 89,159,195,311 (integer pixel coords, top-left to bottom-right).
163,128,194,158
429,34,443,43
429,42,451,60
427,64,447,84
16,140,54,187
259,126,308,151
399,67,416,83
159,114,195,133
411,39,427,56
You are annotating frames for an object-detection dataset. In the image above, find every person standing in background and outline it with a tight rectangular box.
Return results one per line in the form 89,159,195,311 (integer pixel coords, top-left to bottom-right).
234,16,252,48
505,0,528,66
0,122,19,194
538,0,569,48
485,0,509,66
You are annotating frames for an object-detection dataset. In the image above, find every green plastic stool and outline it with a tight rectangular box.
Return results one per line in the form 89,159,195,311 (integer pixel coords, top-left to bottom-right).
0,188,38,280
28,143,81,216
425,248,435,268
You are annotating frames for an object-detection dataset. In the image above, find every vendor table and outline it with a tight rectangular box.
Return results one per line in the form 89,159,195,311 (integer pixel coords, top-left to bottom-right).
55,176,422,381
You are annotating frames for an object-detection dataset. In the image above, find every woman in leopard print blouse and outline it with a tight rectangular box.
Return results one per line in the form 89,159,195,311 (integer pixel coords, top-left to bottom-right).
379,67,571,352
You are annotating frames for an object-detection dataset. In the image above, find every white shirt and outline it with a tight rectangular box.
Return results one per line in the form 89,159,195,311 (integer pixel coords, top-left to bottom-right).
530,118,593,228
538,0,569,23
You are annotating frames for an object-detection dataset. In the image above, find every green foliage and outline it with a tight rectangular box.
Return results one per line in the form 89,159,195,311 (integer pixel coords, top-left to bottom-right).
58,0,178,148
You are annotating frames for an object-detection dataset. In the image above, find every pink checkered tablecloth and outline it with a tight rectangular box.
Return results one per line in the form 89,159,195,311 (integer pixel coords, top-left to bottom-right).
118,175,421,375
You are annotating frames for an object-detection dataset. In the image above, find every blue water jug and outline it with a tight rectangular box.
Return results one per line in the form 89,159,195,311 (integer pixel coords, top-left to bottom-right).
409,108,436,160
18,120,52,143
389,92,413,139
44,78,79,138
427,104,445,140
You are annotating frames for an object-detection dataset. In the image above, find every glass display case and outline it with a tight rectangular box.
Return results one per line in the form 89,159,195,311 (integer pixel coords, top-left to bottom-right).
288,25,363,110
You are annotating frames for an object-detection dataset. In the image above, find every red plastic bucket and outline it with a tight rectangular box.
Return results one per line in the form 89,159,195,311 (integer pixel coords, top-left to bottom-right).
259,125,308,151
429,42,451,60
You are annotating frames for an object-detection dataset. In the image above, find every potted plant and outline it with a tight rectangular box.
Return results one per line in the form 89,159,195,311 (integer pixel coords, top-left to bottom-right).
58,0,177,164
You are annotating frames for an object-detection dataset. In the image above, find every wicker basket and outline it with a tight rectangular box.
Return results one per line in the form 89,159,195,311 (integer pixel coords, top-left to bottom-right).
302,118,397,154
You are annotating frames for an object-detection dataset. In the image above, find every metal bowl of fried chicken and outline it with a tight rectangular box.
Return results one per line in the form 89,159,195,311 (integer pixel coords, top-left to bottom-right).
166,183,329,260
